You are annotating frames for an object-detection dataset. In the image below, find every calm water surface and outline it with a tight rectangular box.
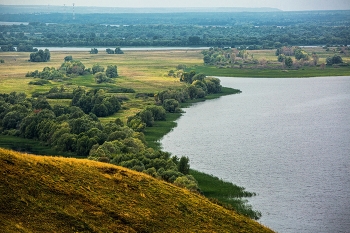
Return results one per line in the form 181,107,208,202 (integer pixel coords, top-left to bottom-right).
161,77,350,233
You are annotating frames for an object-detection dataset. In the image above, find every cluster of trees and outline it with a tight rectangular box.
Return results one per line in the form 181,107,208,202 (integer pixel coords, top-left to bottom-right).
326,54,343,65
1,10,349,48
26,66,64,80
25,56,119,83
29,49,50,62
127,106,166,132
106,47,124,54
0,91,197,190
93,64,118,83
17,43,37,52
202,47,254,67
0,44,15,52
90,48,98,54
71,88,121,117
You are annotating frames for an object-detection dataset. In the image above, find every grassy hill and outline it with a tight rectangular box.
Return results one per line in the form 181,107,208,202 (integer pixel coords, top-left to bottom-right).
0,148,274,233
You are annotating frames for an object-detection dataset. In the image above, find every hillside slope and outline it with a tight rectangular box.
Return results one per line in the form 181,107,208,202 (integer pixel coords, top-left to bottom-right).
0,148,274,233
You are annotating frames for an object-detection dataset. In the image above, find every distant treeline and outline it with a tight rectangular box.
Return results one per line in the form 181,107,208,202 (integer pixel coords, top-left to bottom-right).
0,11,349,48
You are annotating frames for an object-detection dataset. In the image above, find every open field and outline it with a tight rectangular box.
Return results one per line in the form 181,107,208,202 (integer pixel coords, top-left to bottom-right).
0,50,201,94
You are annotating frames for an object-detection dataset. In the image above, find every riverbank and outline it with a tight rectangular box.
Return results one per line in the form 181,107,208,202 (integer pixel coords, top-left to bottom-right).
190,65,350,78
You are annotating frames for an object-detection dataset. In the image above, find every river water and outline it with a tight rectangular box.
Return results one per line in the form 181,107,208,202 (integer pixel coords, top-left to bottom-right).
160,76,350,233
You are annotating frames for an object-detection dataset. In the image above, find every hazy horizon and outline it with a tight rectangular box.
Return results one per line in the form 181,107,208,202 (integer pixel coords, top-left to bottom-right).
1,0,349,11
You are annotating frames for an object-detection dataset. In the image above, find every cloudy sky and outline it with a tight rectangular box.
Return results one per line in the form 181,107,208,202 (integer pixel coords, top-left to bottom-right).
1,0,350,11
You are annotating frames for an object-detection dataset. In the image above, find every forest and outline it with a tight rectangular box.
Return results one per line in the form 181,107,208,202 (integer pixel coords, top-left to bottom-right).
0,10,349,48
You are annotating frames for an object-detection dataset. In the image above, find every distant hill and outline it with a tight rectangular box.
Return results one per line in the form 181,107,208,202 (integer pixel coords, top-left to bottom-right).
0,5,281,14
0,148,274,232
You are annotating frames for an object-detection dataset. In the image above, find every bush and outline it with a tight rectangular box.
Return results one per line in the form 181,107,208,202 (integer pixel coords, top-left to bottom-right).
28,80,50,85
106,65,118,78
326,55,343,65
29,49,50,62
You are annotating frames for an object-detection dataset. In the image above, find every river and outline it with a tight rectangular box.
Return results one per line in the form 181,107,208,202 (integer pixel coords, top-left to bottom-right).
160,76,350,233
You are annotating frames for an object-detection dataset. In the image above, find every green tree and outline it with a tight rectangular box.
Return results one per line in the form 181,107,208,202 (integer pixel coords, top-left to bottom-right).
106,65,118,78
64,55,73,62
178,156,190,175
90,48,98,54
29,49,50,62
114,47,124,54
94,72,109,84
326,55,343,65
163,99,180,113
92,64,105,74
284,57,293,68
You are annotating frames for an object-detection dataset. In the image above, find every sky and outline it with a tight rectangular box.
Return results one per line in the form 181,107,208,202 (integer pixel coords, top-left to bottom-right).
1,0,350,11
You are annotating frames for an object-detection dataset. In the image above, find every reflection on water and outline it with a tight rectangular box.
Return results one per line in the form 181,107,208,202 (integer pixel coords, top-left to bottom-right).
161,76,350,233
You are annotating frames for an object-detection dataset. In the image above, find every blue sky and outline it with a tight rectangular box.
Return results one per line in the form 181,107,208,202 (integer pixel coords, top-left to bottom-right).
1,0,350,11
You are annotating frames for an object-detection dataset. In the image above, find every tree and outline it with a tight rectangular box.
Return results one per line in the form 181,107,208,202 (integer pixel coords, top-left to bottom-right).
163,99,180,113
106,48,114,54
326,55,343,65
277,54,285,62
29,49,50,62
106,65,118,78
94,72,109,84
90,48,98,54
178,156,190,175
92,64,105,74
284,57,293,68
64,55,73,62
114,47,124,54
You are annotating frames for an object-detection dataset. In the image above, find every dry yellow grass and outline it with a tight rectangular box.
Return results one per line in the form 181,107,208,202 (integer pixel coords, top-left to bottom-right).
0,148,275,233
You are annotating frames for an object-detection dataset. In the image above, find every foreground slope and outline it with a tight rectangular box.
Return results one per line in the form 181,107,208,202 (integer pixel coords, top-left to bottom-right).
0,148,274,233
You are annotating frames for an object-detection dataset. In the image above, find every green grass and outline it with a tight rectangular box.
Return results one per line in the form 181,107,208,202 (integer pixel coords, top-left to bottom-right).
144,112,181,149
190,169,261,220
190,65,350,78
0,135,76,157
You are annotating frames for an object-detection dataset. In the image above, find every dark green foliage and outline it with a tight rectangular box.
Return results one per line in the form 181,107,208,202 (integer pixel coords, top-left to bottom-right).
28,79,50,85
277,54,285,62
106,65,118,78
284,57,293,68
17,44,37,52
0,44,15,52
326,54,343,65
145,106,166,121
0,59,4,63
190,170,262,220
178,156,190,175
163,99,180,113
91,64,105,74
90,48,98,54
294,48,309,60
94,72,110,84
29,49,50,62
114,47,124,54
106,48,114,54
1,11,350,48
64,55,73,62
26,67,64,80
71,88,121,117
60,60,85,76
127,116,146,132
